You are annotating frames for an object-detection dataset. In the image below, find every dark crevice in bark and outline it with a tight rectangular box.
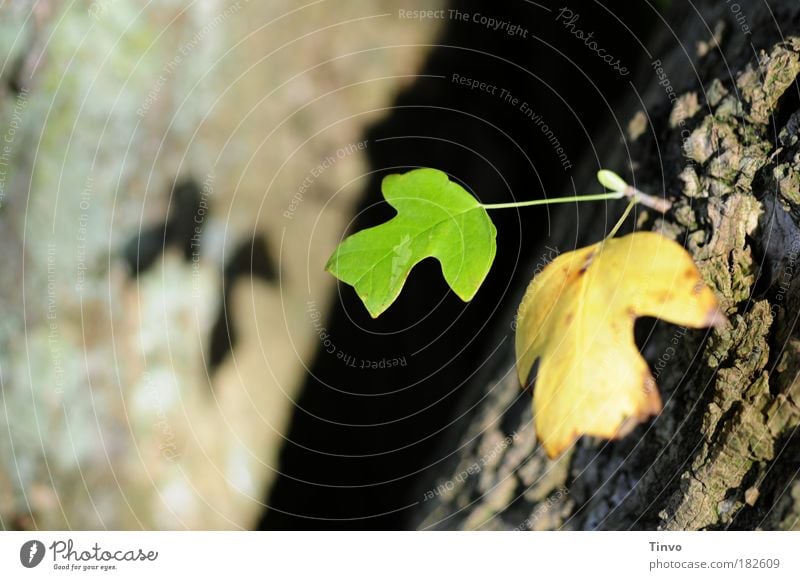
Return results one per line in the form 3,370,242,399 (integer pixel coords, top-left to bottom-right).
208,233,277,372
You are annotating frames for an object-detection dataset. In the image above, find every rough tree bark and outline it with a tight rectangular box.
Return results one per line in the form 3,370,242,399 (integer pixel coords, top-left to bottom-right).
413,0,800,531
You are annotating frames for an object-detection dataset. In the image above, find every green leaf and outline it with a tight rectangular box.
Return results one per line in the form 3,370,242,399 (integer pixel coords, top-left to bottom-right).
326,168,497,318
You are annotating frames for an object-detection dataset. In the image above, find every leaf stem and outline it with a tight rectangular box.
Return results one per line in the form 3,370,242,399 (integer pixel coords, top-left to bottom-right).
480,191,624,210
605,197,637,240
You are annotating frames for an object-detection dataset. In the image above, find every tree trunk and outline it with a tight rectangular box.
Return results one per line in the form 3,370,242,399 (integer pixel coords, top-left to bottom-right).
413,0,800,531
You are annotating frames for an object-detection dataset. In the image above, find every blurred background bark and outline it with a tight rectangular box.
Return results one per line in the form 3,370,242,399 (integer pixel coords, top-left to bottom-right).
0,0,441,529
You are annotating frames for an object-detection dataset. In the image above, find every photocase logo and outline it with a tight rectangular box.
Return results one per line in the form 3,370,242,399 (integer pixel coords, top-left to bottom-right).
20,540,46,568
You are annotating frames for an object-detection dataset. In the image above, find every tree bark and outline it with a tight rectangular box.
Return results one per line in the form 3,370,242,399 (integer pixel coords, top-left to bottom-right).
413,0,800,531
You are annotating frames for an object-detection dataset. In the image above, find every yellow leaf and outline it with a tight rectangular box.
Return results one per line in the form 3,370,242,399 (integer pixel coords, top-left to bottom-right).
515,231,722,458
